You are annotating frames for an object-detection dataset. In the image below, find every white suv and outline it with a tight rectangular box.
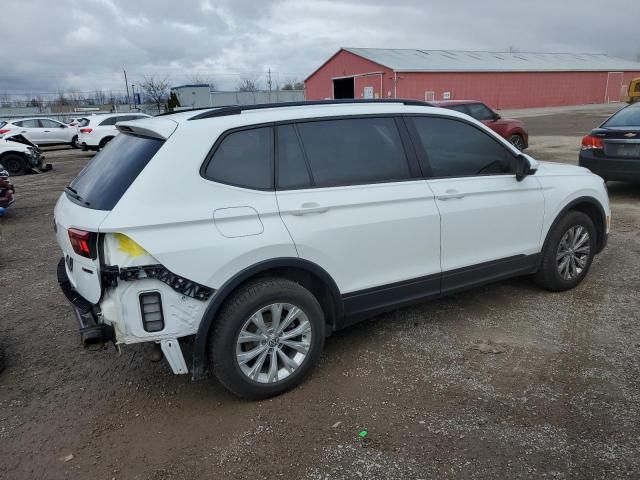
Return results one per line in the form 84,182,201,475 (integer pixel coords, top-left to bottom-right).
78,113,150,151
55,100,610,399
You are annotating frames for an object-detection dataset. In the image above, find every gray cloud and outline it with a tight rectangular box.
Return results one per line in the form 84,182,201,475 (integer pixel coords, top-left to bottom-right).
1,0,638,97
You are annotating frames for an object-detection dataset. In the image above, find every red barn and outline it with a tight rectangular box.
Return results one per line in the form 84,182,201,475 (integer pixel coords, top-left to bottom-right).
305,48,640,109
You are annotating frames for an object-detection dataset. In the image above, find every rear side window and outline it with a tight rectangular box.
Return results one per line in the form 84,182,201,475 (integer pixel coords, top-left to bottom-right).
410,117,515,178
78,118,90,127
19,119,39,128
67,133,164,210
443,105,469,115
602,106,640,127
295,117,410,187
99,116,119,126
203,127,273,190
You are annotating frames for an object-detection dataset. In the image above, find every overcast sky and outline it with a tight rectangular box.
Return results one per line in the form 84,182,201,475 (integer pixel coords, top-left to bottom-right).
1,0,639,97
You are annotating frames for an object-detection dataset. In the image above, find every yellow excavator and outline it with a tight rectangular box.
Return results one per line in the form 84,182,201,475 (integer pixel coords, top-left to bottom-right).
627,77,640,103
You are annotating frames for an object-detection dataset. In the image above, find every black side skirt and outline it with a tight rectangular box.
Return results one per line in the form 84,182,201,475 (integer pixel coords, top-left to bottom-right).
340,253,539,329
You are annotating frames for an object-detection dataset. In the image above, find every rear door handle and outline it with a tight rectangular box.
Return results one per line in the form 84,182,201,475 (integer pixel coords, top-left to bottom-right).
437,189,466,201
290,202,329,216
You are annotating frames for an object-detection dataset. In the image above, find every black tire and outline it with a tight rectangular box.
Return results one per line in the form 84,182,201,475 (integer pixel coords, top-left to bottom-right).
534,211,597,291
2,154,26,176
71,135,80,149
209,278,325,400
99,136,113,150
508,134,525,151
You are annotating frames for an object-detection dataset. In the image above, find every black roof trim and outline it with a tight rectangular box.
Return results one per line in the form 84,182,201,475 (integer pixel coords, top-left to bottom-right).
188,99,435,120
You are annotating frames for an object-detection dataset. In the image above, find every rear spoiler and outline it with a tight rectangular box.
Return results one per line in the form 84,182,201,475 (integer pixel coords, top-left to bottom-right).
116,118,179,140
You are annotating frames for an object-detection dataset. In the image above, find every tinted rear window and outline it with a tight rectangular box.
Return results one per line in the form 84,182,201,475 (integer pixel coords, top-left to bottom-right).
67,133,163,210
603,106,640,127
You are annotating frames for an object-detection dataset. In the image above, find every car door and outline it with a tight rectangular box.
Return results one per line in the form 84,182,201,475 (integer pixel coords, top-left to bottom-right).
39,119,71,143
406,115,544,292
275,117,442,319
13,119,44,143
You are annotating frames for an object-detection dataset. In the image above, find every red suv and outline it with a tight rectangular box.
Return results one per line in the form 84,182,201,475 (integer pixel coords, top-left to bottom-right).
433,101,528,150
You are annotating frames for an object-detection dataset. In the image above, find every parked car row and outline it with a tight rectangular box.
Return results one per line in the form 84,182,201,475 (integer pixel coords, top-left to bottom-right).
0,113,150,152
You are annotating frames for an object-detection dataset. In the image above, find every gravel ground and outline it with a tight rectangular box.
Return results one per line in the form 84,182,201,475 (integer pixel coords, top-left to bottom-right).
1,104,639,479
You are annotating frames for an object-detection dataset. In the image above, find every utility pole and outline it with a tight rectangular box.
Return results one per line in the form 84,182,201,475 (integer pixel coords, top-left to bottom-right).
123,68,131,109
131,84,136,110
267,67,272,92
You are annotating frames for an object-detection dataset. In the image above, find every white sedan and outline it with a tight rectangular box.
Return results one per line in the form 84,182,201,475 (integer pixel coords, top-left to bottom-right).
0,117,79,148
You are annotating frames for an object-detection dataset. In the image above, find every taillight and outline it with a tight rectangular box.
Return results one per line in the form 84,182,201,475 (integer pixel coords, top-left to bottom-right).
0,129,10,134
581,135,604,150
80,128,93,134
68,228,97,259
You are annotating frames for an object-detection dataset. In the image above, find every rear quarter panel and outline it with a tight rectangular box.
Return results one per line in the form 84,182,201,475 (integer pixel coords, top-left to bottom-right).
99,121,298,290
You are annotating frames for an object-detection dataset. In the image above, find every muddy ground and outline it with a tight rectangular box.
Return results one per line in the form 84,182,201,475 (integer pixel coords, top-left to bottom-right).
1,104,639,479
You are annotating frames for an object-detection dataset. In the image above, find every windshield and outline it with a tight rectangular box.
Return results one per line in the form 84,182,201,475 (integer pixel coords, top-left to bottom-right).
602,106,640,128
67,133,164,210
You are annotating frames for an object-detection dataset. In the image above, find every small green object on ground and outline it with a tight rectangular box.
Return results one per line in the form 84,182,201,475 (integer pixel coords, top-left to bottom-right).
359,430,368,438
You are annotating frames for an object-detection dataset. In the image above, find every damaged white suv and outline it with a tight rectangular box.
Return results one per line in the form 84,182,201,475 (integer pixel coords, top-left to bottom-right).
55,100,610,399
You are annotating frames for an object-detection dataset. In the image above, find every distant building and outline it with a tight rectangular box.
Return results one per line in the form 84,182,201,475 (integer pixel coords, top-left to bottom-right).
305,48,640,109
170,85,304,108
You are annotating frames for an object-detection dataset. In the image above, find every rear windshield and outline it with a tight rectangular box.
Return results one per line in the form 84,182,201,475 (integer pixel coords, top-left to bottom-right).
66,133,163,210
602,106,640,127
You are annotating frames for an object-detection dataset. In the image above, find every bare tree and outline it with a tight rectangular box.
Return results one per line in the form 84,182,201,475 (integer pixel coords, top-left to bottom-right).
186,74,217,91
506,46,520,53
237,76,260,92
139,76,170,113
0,91,10,108
281,78,305,91
93,89,106,105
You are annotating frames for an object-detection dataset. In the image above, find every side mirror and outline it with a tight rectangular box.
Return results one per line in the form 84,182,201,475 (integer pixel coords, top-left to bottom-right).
493,112,501,121
60,124,67,128
515,153,537,181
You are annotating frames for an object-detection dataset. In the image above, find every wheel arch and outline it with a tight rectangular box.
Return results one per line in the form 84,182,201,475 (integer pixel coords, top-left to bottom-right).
541,196,607,259
192,257,343,379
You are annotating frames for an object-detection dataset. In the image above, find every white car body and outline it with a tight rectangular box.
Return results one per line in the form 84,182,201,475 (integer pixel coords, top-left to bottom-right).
54,101,610,390
0,132,44,174
0,117,76,146
78,113,150,150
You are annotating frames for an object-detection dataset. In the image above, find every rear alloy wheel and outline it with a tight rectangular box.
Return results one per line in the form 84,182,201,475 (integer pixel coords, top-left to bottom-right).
508,134,525,151
210,278,325,399
2,154,26,176
71,135,80,149
534,211,596,291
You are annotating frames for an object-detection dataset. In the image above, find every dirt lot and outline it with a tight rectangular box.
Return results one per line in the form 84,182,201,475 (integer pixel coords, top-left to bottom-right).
1,104,639,479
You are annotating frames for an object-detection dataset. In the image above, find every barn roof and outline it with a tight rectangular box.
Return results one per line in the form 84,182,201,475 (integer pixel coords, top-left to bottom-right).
343,48,640,73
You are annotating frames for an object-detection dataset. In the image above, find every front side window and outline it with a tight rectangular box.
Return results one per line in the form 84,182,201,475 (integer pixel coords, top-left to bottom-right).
444,105,469,115
39,119,63,128
410,116,515,178
466,103,495,121
295,117,410,188
204,127,273,190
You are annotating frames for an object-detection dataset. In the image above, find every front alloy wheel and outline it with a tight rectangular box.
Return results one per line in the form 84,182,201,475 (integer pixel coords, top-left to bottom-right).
509,134,525,151
236,303,312,383
534,210,596,291
555,225,591,281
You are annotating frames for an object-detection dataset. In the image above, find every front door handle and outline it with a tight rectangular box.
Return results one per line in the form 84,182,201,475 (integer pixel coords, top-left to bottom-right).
290,202,329,216
437,189,466,201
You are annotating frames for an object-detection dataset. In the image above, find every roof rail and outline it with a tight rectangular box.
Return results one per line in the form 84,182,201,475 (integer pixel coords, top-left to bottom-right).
188,99,435,120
